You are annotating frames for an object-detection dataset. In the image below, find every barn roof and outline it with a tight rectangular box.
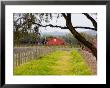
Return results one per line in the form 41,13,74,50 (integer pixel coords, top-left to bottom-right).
46,37,65,45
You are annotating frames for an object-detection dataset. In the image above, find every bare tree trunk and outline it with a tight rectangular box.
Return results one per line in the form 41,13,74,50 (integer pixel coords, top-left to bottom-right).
62,13,97,59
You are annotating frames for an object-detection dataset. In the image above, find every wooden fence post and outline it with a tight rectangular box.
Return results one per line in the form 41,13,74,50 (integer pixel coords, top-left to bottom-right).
14,47,58,67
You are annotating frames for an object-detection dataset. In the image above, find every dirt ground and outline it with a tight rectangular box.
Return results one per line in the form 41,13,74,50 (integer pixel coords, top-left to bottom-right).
80,50,97,75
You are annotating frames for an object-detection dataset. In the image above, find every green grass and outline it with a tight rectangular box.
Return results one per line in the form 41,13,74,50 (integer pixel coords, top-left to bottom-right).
14,50,92,75
70,50,92,75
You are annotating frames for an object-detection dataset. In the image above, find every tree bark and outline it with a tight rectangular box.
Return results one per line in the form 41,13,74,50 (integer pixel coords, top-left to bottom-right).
62,13,97,59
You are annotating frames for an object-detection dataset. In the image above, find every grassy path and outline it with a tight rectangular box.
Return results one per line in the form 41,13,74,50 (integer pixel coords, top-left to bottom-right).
14,50,92,75
51,51,74,75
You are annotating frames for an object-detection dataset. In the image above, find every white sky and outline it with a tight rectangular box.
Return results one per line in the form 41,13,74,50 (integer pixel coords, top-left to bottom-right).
14,13,97,35
39,13,97,35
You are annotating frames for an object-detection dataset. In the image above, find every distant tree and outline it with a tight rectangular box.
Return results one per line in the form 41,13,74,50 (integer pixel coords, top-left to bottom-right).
58,33,79,47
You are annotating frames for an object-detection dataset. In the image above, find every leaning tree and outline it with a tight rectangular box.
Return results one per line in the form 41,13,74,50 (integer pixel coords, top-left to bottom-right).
13,13,97,59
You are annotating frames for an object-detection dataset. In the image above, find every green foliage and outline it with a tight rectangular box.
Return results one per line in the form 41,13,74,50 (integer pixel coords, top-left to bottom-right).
14,50,92,75
14,13,38,45
60,33,79,46
70,50,92,75
14,32,38,45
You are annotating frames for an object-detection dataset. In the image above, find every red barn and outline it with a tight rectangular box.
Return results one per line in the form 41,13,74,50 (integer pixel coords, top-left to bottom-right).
46,37,65,46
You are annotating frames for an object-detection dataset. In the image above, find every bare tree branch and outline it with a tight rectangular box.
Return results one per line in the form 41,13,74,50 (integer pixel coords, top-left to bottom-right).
82,13,97,31
61,13,67,19
74,26,96,30
14,17,25,23
32,22,96,30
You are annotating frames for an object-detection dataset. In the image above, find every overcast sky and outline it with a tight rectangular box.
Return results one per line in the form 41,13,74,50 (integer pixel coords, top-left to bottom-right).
14,13,97,35
38,13,97,35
